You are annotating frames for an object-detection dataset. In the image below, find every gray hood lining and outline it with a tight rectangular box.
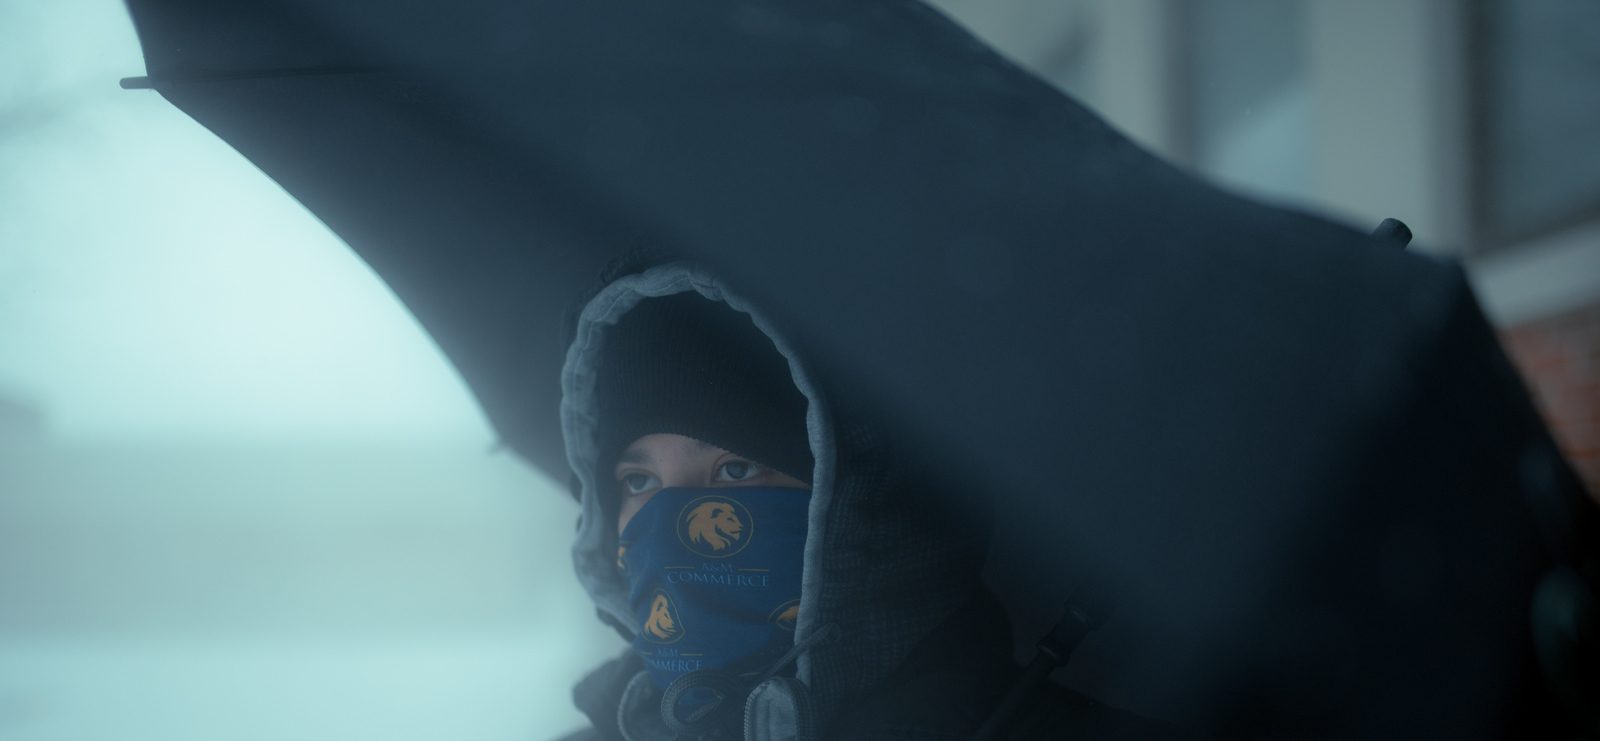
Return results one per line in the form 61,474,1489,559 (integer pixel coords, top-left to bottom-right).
561,263,835,684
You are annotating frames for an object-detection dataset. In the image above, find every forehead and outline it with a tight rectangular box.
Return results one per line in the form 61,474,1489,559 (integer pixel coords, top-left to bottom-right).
616,433,722,466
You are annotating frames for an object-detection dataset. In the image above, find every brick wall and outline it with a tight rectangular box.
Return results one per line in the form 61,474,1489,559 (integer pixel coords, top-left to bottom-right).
1500,300,1600,500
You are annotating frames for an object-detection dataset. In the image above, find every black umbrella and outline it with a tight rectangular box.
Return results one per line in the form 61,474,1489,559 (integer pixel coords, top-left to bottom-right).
121,0,1597,736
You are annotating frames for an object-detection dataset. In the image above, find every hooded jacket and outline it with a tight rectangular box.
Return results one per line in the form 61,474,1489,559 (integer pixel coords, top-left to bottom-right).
558,263,1162,741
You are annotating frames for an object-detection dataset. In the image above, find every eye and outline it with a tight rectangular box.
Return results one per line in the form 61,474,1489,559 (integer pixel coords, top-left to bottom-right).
714,459,761,483
618,472,660,496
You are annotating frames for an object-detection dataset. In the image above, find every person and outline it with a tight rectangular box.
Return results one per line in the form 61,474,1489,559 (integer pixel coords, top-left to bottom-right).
557,261,1160,740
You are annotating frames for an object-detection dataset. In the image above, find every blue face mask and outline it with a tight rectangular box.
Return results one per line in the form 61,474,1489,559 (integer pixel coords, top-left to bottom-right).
618,485,811,692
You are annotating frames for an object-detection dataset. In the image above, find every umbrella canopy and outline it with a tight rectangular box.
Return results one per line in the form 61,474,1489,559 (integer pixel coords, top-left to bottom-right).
122,0,1596,736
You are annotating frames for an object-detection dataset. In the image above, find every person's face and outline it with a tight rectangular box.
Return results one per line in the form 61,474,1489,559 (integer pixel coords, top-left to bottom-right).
612,433,809,533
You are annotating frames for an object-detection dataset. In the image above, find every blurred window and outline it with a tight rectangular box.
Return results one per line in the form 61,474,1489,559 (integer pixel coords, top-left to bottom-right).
1182,0,1313,204
1473,0,1600,246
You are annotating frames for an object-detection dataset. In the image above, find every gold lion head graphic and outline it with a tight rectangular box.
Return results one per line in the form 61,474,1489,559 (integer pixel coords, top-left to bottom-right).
771,600,800,631
684,500,744,552
644,591,681,642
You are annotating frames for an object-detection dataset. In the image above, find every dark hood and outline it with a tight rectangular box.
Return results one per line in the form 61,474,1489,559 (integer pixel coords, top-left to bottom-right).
562,263,993,735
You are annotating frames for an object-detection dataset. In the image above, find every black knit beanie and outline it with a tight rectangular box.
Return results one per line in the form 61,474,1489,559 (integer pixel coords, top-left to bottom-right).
595,292,813,485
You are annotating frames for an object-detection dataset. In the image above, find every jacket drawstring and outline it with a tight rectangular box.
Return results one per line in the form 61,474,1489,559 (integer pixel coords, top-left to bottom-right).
974,586,1111,741
659,623,840,739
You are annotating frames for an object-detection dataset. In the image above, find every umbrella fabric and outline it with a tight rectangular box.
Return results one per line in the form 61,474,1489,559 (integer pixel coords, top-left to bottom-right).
123,0,1595,736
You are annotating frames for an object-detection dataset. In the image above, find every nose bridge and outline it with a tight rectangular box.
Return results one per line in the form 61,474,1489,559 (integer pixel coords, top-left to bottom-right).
655,437,719,489
657,468,708,490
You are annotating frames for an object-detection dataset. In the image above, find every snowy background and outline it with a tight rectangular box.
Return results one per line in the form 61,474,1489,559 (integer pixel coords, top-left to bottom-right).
0,2,618,738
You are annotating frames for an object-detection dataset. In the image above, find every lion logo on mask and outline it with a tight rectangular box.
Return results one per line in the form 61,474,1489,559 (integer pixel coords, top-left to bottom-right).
686,502,743,550
678,497,753,558
769,599,800,631
643,591,682,643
